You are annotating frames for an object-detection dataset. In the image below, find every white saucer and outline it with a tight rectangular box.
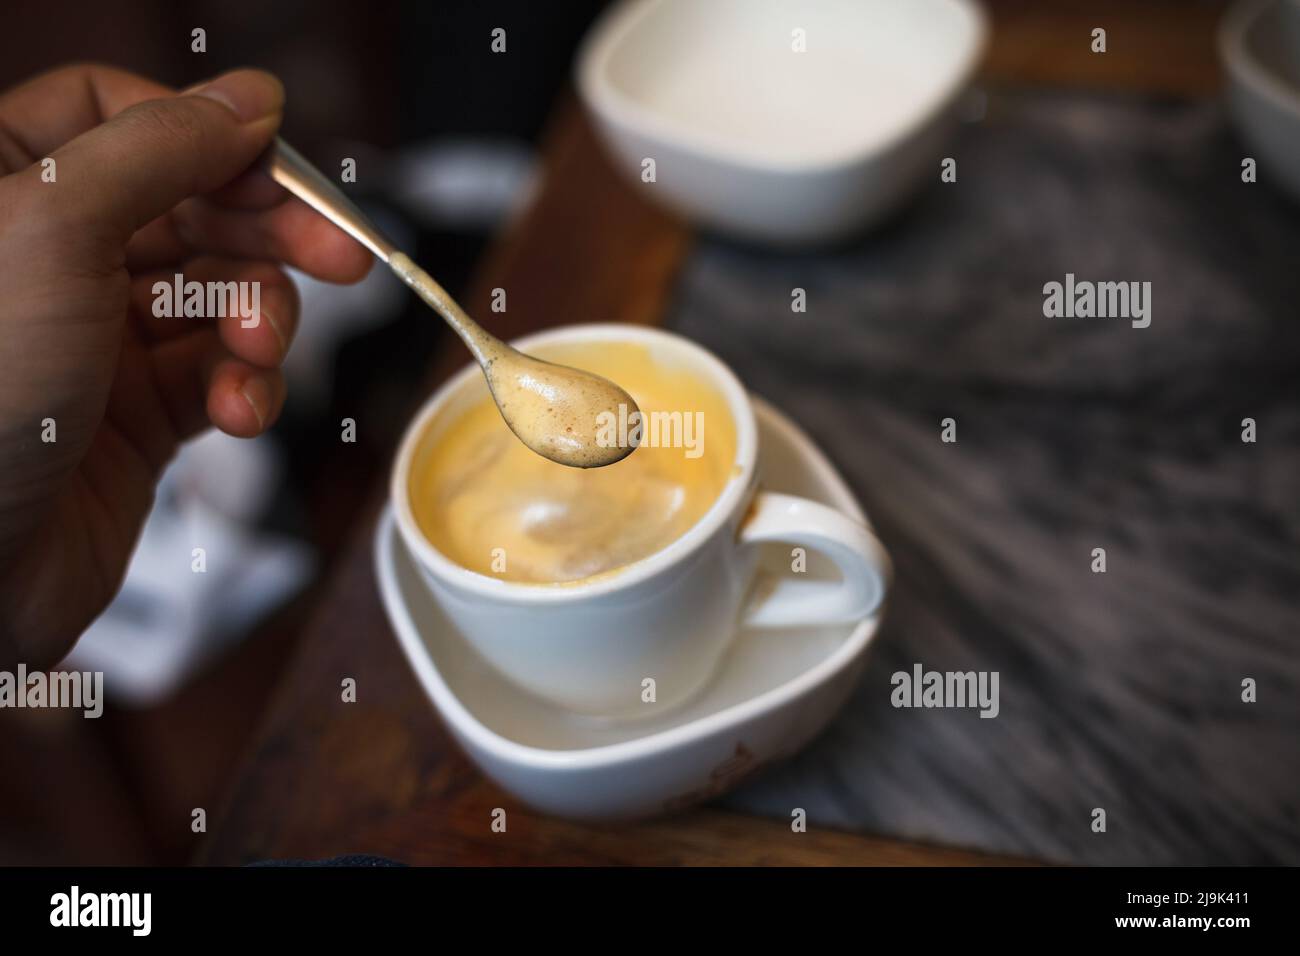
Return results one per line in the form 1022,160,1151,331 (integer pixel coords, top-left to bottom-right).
375,395,885,820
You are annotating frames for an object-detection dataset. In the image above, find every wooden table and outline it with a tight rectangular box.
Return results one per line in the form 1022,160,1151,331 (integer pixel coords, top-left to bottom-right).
200,1,1225,866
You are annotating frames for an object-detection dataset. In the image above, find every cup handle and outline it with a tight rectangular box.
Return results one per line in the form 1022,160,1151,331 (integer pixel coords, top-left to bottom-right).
737,492,891,629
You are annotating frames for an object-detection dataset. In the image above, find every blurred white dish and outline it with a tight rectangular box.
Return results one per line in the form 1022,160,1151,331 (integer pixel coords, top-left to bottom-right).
577,0,986,245
66,432,311,705
375,396,884,820
1221,0,1300,202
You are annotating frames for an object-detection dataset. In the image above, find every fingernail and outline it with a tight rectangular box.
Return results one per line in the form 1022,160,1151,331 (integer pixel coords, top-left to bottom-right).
264,309,288,355
241,377,270,429
186,70,284,123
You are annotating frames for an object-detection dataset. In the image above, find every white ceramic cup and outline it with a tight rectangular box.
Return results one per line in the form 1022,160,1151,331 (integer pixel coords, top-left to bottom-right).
391,324,891,717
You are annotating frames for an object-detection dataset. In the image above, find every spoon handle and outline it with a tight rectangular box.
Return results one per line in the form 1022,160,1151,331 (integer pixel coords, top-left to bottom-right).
265,138,492,362
265,138,397,263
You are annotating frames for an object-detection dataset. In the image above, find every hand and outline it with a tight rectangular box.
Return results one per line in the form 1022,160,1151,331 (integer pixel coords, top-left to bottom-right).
0,65,372,667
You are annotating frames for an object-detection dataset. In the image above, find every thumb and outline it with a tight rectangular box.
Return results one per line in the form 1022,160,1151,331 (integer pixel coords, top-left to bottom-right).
49,69,283,238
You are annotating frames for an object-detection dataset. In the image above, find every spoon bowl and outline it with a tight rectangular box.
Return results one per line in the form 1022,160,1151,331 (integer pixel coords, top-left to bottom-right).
485,348,640,468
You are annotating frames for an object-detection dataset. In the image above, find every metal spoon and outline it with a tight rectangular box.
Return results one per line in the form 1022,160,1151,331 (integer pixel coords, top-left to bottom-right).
264,138,638,469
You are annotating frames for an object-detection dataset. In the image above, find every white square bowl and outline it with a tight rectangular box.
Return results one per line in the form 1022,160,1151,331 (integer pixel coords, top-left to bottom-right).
578,0,987,245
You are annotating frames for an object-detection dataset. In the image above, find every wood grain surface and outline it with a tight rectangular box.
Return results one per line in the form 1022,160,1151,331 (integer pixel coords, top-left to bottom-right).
983,0,1229,96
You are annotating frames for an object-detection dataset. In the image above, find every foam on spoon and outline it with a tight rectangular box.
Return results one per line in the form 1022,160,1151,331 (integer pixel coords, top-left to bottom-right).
389,252,639,468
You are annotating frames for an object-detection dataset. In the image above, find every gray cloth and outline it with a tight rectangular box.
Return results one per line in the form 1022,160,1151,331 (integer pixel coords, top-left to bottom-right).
666,92,1300,865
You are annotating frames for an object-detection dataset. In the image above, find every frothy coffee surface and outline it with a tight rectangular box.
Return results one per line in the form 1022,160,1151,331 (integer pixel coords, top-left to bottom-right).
410,341,737,584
